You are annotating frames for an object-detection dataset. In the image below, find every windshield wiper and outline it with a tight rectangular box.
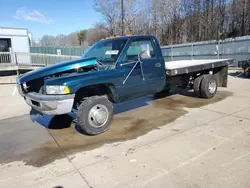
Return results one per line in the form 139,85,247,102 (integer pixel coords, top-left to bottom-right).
97,57,113,61
96,58,104,66
96,57,114,66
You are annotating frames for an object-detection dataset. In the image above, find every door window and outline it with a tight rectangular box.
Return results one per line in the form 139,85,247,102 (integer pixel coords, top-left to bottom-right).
0,39,11,52
0,39,11,63
124,39,156,61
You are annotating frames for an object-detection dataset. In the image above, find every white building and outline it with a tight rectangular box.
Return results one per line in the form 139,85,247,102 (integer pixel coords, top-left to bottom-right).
0,27,31,64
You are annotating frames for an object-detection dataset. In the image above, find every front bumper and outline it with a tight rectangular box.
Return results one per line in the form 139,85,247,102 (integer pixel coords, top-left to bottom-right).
18,86,75,115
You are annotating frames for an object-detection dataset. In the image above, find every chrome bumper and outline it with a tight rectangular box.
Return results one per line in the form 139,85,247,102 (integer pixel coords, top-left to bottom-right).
18,87,75,115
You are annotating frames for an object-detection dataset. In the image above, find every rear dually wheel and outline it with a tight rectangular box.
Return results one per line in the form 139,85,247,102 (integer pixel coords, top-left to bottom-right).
200,74,218,99
193,75,206,97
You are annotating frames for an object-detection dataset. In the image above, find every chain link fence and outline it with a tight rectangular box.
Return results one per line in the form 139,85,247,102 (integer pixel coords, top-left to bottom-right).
30,46,88,56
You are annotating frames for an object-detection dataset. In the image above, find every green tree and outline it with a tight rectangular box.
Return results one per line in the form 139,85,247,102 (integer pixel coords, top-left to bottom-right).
77,30,87,45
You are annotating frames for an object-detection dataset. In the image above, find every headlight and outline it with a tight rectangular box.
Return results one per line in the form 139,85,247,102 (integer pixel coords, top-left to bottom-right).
45,85,70,94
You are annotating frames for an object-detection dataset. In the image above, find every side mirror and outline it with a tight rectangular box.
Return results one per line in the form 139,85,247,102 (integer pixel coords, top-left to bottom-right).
138,51,143,61
138,50,150,60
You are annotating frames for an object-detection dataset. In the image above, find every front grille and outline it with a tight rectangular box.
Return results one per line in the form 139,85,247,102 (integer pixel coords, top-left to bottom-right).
23,78,44,93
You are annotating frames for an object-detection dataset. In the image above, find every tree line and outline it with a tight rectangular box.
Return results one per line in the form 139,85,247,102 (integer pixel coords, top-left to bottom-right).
34,26,109,47
37,0,250,46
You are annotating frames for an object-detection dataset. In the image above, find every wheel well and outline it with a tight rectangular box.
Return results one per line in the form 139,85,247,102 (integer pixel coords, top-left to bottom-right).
191,66,228,87
73,84,116,109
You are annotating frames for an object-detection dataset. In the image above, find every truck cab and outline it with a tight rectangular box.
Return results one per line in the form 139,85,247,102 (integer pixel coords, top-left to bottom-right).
110,35,166,101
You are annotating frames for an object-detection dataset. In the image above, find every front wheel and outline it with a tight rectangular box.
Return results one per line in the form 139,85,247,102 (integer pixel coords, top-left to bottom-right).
76,96,114,135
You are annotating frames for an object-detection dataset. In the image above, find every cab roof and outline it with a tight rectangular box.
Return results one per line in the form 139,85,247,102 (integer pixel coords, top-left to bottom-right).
102,35,156,41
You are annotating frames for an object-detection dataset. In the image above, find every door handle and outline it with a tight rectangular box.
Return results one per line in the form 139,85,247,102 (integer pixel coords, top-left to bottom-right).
155,63,161,67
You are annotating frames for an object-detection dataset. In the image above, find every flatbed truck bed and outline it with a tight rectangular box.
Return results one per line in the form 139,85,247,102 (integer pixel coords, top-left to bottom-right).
165,59,233,76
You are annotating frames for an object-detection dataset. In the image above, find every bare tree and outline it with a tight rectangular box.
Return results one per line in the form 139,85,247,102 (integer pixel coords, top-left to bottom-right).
40,35,56,46
41,0,250,47
94,0,120,35
86,24,109,45
68,32,79,46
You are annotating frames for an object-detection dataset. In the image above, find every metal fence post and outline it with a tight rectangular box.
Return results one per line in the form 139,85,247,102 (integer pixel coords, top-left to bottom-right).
191,44,194,60
171,46,173,61
221,40,224,59
44,54,48,66
217,40,220,59
15,53,19,76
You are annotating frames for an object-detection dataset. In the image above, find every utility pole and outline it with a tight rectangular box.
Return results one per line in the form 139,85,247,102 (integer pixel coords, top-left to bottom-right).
121,0,124,35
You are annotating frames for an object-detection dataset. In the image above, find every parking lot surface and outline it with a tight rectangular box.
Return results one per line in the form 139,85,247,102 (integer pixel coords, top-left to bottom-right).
0,71,250,188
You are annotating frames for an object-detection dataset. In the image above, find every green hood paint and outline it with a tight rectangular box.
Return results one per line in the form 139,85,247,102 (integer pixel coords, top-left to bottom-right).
17,57,97,84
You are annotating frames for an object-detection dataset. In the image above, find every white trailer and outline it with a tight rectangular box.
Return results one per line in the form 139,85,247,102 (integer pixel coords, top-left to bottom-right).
0,27,31,65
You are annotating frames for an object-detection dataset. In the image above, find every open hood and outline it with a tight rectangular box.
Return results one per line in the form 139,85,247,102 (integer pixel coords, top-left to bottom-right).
17,57,97,84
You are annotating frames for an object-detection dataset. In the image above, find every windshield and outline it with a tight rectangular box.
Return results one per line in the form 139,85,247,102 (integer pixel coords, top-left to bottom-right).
82,38,128,64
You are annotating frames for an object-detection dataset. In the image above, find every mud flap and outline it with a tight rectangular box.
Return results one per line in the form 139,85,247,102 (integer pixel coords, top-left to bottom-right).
214,65,228,87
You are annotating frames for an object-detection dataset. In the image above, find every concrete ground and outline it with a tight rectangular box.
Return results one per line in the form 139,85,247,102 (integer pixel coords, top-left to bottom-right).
0,70,249,188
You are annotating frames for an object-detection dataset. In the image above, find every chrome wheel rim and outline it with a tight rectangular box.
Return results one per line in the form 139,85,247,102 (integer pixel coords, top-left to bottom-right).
208,80,216,94
88,104,109,128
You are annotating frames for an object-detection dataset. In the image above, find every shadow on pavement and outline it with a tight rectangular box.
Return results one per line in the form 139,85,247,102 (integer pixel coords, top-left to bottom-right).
49,114,73,129
29,89,175,133
29,109,74,129
113,89,173,114
15,88,232,167
228,71,250,78
29,87,214,135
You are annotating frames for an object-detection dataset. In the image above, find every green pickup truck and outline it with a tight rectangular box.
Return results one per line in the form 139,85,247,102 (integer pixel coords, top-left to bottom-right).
17,35,233,135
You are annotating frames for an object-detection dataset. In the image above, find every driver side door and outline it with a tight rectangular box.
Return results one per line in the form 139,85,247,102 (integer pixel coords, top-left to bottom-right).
117,38,160,101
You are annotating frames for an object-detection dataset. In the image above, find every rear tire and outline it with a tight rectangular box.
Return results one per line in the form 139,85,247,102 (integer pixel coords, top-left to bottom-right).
244,64,250,78
193,75,205,97
247,70,250,78
200,75,217,99
76,96,114,135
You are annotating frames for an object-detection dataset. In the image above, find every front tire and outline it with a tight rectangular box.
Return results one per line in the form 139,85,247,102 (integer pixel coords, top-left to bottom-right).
76,96,114,135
